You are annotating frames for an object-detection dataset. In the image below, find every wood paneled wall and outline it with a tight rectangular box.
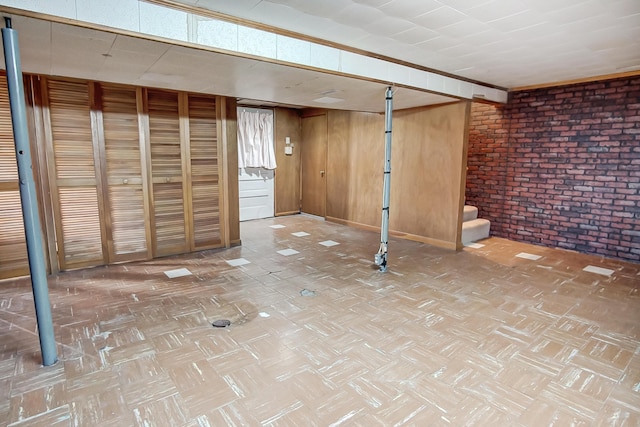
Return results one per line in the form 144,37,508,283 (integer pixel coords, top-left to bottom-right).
0,72,240,279
327,110,382,226
325,101,471,249
0,75,30,278
274,108,301,216
221,97,240,246
391,102,470,248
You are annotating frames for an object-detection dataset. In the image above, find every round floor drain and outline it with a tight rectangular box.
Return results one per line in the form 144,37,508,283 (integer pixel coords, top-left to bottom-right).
212,319,231,328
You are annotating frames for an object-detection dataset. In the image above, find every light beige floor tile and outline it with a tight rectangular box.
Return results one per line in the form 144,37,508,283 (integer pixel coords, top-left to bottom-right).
1,216,638,426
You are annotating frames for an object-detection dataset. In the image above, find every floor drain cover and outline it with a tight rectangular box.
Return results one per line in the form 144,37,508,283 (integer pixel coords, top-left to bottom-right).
300,289,316,297
212,319,231,328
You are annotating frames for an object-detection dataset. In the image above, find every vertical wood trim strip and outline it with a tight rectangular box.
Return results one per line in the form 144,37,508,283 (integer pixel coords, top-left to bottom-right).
89,82,111,263
179,92,194,251
137,87,154,259
139,88,156,258
225,98,240,244
323,113,328,218
456,100,472,250
39,76,65,271
217,96,230,248
26,75,57,273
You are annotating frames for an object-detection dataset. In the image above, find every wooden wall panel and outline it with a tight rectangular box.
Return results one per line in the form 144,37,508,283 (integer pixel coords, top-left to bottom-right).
0,75,30,279
188,94,221,249
45,78,104,269
301,114,327,217
100,84,148,262
222,97,240,245
0,191,29,279
327,110,382,226
274,108,301,215
390,102,470,247
147,89,187,257
325,102,470,249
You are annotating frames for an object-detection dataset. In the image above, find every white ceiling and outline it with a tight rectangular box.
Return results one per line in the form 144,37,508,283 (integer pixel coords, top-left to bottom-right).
1,0,638,112
182,0,640,88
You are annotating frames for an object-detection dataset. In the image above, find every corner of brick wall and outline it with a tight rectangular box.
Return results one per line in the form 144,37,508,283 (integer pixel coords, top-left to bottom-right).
466,76,640,262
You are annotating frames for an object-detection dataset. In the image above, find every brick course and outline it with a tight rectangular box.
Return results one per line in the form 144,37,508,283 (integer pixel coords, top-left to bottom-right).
466,76,640,262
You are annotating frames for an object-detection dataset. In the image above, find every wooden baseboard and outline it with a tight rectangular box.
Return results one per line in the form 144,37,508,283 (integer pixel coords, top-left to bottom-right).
230,239,242,247
326,216,378,233
326,216,459,251
275,210,300,217
390,230,458,251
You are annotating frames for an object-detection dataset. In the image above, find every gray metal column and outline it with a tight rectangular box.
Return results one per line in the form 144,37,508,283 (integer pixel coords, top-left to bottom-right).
374,87,393,272
2,17,57,366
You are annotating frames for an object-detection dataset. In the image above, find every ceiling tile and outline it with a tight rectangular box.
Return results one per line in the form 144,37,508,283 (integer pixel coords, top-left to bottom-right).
392,26,440,45
76,0,140,32
379,0,443,18
410,6,468,29
196,18,238,52
363,16,413,37
486,9,545,32
334,4,386,27
278,0,350,18
465,0,529,22
352,0,395,7
437,18,492,37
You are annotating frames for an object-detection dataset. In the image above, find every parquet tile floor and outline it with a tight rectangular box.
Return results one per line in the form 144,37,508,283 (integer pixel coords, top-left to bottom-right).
1,215,639,426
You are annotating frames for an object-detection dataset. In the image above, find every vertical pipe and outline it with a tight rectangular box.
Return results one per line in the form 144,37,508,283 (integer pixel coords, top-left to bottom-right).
2,17,57,366
375,87,393,272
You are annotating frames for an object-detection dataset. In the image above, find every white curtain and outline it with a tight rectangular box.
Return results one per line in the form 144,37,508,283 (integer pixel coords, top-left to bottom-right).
237,109,277,170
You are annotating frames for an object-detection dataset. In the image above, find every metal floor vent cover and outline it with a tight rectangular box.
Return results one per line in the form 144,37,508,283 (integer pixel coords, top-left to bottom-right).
212,319,231,328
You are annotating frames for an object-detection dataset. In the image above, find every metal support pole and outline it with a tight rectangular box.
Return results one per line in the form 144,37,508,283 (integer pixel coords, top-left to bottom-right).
374,87,393,272
2,17,57,366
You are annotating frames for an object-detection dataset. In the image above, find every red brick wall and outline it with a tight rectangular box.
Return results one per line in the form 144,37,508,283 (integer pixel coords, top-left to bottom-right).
466,76,640,262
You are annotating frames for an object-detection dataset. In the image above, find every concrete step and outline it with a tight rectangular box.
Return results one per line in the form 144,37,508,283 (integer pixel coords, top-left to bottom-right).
462,218,490,244
463,205,478,222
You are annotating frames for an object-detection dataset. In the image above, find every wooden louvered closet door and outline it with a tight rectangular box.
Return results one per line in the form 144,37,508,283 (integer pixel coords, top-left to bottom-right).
0,75,30,279
100,84,150,262
45,79,104,270
147,89,187,257
188,95,221,249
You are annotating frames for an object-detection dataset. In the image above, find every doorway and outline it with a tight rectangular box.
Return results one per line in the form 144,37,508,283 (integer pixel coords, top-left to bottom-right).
237,108,276,221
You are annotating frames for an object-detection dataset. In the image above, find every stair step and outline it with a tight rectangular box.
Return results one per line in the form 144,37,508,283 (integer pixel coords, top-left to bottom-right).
463,205,478,222
462,218,490,244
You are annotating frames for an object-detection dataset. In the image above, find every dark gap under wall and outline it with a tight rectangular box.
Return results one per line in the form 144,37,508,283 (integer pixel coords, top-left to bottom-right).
466,76,640,262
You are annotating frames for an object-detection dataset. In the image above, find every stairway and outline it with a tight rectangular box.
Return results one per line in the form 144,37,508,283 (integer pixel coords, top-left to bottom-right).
462,205,490,244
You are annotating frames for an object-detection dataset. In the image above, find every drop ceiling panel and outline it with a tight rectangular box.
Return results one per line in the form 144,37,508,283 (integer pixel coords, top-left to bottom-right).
379,0,441,18
392,26,440,45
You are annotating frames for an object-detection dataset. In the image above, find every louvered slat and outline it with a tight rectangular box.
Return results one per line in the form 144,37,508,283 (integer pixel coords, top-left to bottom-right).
47,79,103,268
148,89,186,256
101,84,147,259
0,190,29,278
0,76,18,183
188,95,221,248
0,74,29,279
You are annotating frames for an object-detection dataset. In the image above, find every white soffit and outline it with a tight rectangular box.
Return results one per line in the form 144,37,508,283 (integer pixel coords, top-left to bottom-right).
0,0,507,104
0,15,457,112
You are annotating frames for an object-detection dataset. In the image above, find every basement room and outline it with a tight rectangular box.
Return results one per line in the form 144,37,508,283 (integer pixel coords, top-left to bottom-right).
0,0,638,425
